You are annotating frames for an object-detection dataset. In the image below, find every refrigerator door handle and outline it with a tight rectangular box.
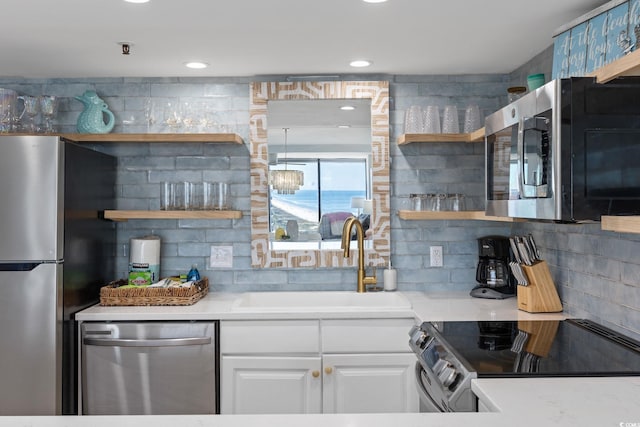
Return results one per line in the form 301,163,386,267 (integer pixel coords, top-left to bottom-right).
0,262,41,272
83,336,212,347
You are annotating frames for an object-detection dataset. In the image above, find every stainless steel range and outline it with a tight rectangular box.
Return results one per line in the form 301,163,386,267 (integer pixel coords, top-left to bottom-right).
408,319,640,412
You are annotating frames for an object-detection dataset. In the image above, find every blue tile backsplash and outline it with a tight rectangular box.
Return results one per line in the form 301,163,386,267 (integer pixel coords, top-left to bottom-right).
1,59,638,340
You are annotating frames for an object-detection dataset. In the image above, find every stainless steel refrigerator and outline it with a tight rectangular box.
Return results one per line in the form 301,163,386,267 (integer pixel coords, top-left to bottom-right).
0,135,116,415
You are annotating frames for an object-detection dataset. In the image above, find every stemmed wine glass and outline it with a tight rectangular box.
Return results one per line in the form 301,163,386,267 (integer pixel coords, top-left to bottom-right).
143,98,157,132
163,99,183,131
180,101,198,132
39,95,58,133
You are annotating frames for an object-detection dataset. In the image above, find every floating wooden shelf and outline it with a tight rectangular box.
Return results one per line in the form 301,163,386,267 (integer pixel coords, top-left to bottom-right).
397,210,520,222
61,133,244,144
588,48,640,83
104,210,243,222
601,216,640,234
397,127,484,145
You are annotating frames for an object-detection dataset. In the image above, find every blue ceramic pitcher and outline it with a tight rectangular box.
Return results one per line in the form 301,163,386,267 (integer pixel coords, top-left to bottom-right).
75,90,115,134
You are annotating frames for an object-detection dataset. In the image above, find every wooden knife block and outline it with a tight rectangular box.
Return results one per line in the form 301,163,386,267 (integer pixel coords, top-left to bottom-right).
517,261,563,313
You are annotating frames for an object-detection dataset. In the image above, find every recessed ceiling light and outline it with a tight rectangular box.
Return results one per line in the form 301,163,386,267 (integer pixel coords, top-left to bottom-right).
338,125,351,129
340,105,356,111
185,62,209,69
124,0,150,3
349,60,372,68
362,0,388,3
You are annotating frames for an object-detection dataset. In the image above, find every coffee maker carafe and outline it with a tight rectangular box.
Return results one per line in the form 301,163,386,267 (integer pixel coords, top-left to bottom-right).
470,236,516,299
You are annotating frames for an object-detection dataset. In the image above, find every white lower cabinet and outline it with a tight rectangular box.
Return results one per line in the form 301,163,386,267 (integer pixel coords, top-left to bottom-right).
221,355,322,414
220,318,418,415
322,353,418,413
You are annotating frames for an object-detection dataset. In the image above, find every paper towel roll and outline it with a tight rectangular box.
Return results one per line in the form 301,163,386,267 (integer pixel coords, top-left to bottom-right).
129,235,161,282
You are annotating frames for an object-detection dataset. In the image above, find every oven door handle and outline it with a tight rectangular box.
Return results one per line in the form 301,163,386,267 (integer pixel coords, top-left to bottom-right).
414,362,448,413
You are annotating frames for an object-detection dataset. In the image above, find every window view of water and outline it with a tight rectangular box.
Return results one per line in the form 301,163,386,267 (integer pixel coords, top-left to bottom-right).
271,189,366,232
269,159,367,239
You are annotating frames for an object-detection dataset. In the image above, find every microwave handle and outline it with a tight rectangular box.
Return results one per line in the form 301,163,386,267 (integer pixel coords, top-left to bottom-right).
518,116,550,199
517,117,525,197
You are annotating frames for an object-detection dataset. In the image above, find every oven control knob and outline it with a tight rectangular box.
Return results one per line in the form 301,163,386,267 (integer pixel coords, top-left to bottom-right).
438,366,457,388
409,326,430,349
412,331,430,349
433,358,448,375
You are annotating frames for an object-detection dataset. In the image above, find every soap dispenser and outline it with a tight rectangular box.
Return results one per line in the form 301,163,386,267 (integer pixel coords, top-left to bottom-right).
383,260,397,291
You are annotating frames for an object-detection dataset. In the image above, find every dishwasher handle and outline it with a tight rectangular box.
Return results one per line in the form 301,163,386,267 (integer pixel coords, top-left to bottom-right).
83,336,212,347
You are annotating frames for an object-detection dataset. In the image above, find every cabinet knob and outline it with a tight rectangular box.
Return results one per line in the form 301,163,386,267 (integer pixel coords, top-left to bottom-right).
324,366,333,375
312,370,320,378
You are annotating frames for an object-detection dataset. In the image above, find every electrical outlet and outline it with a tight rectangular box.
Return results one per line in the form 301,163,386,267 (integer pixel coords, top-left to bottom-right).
430,246,443,267
210,245,233,268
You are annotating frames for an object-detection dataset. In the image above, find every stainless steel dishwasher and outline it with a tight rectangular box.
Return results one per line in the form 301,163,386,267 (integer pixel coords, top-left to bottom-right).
81,321,218,415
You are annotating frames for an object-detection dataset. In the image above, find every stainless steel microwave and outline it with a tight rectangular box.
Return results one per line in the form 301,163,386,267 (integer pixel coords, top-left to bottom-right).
485,77,640,222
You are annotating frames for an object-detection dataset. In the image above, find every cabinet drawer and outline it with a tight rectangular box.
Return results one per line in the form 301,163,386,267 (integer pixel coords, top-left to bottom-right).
221,320,320,354
321,318,415,353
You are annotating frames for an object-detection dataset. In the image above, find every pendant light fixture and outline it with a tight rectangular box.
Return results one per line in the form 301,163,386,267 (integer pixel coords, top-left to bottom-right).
270,127,304,195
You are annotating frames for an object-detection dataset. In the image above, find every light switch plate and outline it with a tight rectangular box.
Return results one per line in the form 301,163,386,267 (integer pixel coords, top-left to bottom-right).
210,245,233,268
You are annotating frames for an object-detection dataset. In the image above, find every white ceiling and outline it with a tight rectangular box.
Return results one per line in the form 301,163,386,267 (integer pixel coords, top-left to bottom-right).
0,0,606,79
267,99,372,153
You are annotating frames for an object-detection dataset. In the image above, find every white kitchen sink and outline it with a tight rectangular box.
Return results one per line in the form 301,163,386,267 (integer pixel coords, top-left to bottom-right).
231,291,412,312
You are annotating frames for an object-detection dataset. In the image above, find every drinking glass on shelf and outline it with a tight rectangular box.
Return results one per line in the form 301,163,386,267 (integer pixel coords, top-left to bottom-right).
203,182,229,210
181,100,199,132
410,194,428,211
211,182,229,210
202,108,220,132
463,104,481,133
0,88,18,133
189,182,204,210
448,193,466,211
18,95,39,133
39,95,58,133
442,105,460,134
403,105,423,133
143,98,157,133
422,106,441,133
173,181,188,210
163,99,182,131
160,182,173,210
429,193,447,211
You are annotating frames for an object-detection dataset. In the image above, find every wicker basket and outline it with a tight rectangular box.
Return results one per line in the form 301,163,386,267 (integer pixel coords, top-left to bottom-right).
99,277,209,306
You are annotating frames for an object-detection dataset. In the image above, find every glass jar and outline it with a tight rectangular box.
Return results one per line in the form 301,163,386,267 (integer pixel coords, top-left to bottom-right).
507,86,527,104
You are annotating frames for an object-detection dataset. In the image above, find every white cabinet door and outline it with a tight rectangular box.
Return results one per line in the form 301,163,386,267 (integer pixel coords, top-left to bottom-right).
221,356,322,414
322,353,419,414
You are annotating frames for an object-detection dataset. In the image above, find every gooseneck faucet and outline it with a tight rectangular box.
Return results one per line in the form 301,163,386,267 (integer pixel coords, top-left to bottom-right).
341,217,377,293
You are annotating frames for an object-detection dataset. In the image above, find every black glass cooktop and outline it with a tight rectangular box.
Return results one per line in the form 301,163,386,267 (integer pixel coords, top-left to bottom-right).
436,319,640,377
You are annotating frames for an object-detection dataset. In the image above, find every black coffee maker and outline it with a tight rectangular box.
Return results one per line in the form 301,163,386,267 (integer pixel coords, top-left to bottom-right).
470,236,516,299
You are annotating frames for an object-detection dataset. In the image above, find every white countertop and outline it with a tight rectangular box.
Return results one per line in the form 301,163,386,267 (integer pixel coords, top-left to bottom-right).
75,290,567,322
1,377,638,426
472,376,640,426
